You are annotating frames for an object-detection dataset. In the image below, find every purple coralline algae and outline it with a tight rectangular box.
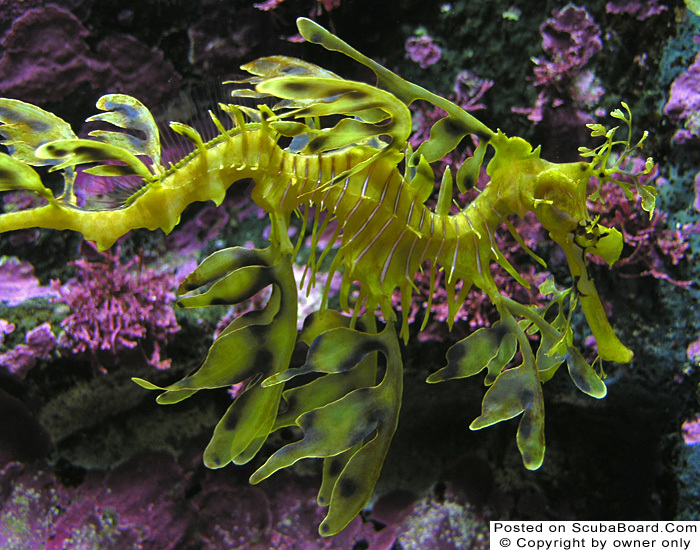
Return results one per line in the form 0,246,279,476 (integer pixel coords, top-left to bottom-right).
52,244,179,370
0,453,188,550
0,323,56,379
0,452,383,550
405,35,443,69
0,6,105,103
687,336,700,364
95,34,182,108
537,5,602,73
393,489,489,550
0,257,57,306
192,470,377,549
514,5,603,130
682,415,700,445
605,0,668,20
0,5,180,106
0,320,13,345
663,52,700,144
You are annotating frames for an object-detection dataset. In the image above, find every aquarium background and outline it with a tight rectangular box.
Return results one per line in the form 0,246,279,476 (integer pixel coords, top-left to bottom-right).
0,0,699,548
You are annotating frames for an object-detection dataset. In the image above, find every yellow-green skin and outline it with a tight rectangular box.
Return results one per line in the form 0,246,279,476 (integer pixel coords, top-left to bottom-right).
0,17,649,536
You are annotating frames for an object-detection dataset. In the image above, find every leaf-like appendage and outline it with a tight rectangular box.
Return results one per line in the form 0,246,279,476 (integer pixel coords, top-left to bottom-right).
87,94,162,168
177,246,264,293
250,386,383,479
470,364,545,470
264,325,383,386
251,322,403,536
0,98,77,165
0,153,52,198
566,346,607,398
36,139,152,179
238,55,341,81
272,311,378,429
413,116,472,165
580,224,623,268
256,77,411,152
204,377,284,467
427,322,516,385
176,265,273,308
133,249,299,469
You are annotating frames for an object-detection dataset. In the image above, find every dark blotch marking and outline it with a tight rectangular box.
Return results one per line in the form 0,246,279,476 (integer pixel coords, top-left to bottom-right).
571,368,591,393
74,146,114,161
348,89,367,99
447,342,466,364
572,275,589,298
579,163,588,171
283,81,310,93
224,411,240,431
520,388,534,409
519,419,532,441
328,457,344,477
247,323,269,340
211,455,222,466
306,136,327,153
181,282,199,292
339,477,359,499
238,248,266,267
0,169,15,182
301,410,317,431
46,145,67,157
442,117,468,137
283,394,296,413
312,337,381,373
279,426,298,441
435,363,460,380
490,322,509,341
366,407,385,426
320,523,331,536
346,340,384,368
210,297,233,306
255,348,274,370
332,87,367,100
460,173,475,191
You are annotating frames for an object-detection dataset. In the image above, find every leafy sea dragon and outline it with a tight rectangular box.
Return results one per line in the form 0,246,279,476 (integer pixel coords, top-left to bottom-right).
0,18,655,535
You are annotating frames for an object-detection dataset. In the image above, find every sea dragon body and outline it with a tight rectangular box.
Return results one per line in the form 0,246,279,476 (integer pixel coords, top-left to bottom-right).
0,18,654,535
